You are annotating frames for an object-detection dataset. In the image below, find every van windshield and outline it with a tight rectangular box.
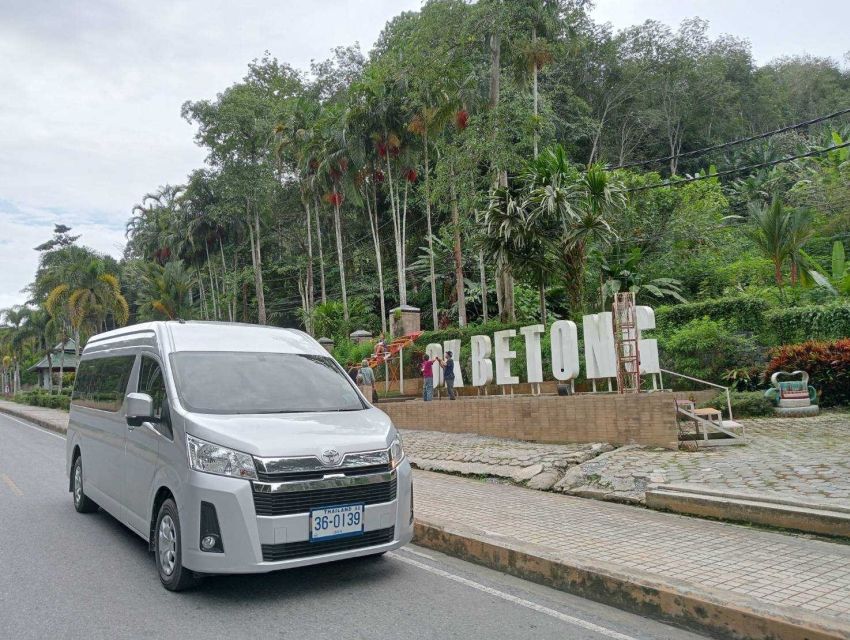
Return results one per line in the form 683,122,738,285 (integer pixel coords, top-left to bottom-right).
169,351,365,414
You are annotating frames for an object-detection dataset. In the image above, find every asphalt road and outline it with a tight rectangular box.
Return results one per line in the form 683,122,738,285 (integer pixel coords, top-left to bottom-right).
0,411,707,640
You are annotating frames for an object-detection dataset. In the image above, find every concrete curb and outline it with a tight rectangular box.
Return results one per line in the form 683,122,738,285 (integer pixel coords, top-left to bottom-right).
646,484,850,539
0,403,68,435
412,517,850,640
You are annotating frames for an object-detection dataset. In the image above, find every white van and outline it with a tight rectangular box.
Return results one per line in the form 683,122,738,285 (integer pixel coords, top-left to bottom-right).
66,321,413,590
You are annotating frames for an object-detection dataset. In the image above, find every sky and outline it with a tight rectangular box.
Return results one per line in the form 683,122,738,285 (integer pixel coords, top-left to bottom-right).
1,0,848,310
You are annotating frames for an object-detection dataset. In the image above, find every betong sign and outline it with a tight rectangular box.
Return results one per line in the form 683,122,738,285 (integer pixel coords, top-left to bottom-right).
424,306,660,388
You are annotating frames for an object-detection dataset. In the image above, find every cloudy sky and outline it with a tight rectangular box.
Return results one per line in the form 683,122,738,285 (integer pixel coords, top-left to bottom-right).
1,0,848,309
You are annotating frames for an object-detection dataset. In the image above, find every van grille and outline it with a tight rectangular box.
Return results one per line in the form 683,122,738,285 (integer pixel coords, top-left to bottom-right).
252,475,397,517
255,463,391,483
261,527,395,562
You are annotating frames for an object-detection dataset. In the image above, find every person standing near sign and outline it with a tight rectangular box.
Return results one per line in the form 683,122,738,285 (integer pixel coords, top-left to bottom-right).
357,359,377,403
438,350,457,400
421,354,436,401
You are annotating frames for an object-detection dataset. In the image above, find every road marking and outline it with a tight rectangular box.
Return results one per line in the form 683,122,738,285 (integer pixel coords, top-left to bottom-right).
0,413,66,441
399,547,435,561
1,473,23,496
389,552,638,640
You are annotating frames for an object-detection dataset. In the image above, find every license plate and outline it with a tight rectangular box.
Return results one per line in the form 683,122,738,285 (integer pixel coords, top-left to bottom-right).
310,503,364,541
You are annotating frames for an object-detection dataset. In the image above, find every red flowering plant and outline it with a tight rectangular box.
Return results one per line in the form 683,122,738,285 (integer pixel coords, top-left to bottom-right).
323,192,343,207
455,109,469,130
765,339,850,407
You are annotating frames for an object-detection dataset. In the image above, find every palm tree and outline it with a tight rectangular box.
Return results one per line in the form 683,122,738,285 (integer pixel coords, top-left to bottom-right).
529,151,622,316
748,199,814,296
134,260,197,320
45,253,129,361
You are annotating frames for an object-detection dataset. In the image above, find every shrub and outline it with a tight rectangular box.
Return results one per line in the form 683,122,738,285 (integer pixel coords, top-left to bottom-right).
701,391,774,418
656,295,770,331
765,339,850,407
659,317,760,384
763,303,850,345
13,390,70,410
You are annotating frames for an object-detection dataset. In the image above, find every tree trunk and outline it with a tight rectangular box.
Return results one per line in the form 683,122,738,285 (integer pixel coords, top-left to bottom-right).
303,196,315,325
479,250,488,322
204,242,218,320
385,145,407,306
449,165,466,326
313,193,327,304
332,201,349,323
253,207,266,325
539,280,547,325
242,281,249,322
423,132,438,329
532,27,539,160
366,185,387,335
218,237,233,322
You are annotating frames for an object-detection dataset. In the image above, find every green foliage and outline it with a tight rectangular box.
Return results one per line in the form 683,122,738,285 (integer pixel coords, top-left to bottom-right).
310,298,377,341
763,303,850,344
701,391,774,417
14,389,70,411
659,317,759,383
656,296,771,330
331,339,378,368
766,339,850,407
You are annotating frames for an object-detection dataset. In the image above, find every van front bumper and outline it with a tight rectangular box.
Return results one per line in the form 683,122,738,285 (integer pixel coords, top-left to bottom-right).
179,460,414,574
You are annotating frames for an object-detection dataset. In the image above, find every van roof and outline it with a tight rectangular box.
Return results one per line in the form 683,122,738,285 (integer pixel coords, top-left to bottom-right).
85,321,326,356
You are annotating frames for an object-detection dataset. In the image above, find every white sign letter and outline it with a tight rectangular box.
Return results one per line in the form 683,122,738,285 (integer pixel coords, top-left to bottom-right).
471,335,493,387
426,343,444,386
583,312,617,379
550,320,580,381
635,306,660,374
519,325,545,383
493,329,519,385
443,339,464,388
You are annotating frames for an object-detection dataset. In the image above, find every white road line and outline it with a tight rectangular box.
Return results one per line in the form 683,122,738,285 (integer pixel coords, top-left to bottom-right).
398,547,435,561
0,413,66,441
389,552,638,640
1,473,24,496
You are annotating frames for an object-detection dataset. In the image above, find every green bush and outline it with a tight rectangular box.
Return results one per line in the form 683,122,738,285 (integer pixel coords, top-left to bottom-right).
659,317,760,384
765,339,850,407
701,391,774,417
656,295,770,331
763,303,850,345
13,390,70,411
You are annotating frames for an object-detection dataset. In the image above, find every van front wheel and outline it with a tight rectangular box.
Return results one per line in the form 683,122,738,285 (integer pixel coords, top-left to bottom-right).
155,499,198,591
72,457,98,513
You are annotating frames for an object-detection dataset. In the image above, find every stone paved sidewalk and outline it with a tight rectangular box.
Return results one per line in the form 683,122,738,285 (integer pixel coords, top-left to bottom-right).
414,470,850,627
403,411,850,509
0,400,69,433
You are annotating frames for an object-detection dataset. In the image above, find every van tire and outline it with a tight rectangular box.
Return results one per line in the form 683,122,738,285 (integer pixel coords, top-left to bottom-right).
72,456,98,513
154,499,198,591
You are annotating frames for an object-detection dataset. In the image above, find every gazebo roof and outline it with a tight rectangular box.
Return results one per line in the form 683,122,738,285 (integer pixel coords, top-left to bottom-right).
28,347,79,372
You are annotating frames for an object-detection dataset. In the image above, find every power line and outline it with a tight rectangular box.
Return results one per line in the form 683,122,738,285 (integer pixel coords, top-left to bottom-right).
611,107,850,170
618,141,850,193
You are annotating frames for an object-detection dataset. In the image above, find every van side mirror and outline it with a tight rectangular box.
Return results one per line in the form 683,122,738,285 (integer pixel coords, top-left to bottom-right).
126,392,157,427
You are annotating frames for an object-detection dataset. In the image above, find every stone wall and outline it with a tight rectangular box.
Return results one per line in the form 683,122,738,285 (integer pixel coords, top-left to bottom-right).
381,392,685,449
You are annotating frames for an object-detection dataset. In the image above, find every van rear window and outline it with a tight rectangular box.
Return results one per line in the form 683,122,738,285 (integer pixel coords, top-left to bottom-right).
72,355,135,412
169,351,365,415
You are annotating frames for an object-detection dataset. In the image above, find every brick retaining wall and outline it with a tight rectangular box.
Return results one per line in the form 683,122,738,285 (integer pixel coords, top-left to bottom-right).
382,392,686,449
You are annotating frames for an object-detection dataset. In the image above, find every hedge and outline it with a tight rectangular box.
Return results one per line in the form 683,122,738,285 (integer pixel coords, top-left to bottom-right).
701,391,774,418
763,303,850,345
765,338,850,407
655,295,770,330
13,389,71,410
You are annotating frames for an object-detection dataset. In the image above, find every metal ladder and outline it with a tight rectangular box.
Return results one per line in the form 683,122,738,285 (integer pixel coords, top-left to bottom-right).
612,292,641,394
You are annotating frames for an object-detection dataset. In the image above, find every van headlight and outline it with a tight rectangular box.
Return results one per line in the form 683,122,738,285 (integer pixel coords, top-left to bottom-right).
389,436,405,470
187,435,257,480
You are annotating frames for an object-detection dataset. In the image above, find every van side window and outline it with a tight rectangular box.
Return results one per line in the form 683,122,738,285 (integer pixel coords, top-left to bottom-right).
72,356,135,412
138,357,172,439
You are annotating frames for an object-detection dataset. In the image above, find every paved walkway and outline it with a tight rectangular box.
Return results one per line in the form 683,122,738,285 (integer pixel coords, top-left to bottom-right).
403,411,850,508
414,470,850,627
0,400,68,433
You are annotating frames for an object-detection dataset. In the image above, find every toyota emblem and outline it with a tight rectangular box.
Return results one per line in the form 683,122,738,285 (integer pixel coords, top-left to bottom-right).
321,449,341,466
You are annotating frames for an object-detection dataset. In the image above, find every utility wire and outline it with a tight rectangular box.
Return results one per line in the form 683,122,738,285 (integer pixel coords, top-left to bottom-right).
618,141,850,193
611,107,850,170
